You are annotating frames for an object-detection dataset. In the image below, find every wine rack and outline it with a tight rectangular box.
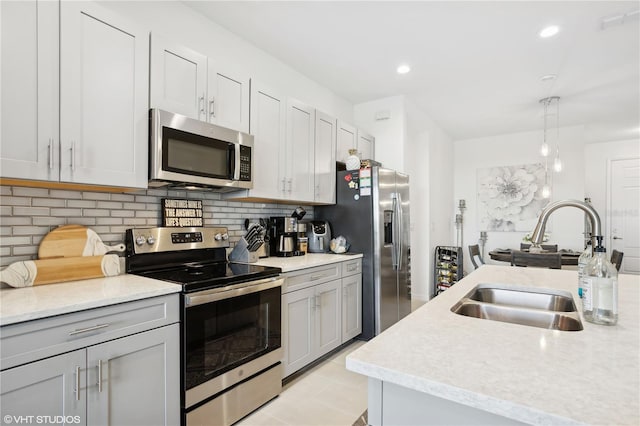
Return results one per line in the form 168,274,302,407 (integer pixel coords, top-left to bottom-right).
434,246,463,296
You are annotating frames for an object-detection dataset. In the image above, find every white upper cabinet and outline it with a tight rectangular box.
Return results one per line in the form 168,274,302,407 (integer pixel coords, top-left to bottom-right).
59,1,149,188
1,0,59,181
1,0,148,189
207,59,250,133
315,111,337,204
336,120,357,163
286,99,315,202
247,80,287,199
150,35,250,133
150,34,207,121
357,129,375,161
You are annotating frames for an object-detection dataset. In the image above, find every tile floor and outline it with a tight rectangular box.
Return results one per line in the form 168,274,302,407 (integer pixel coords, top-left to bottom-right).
237,340,368,426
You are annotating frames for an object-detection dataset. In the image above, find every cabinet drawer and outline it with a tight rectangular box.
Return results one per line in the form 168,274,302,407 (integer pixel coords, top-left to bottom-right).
342,259,362,277
1,294,179,370
282,264,341,294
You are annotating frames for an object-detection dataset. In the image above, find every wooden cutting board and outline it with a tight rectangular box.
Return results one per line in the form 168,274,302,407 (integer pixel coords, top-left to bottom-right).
0,255,121,288
38,225,124,259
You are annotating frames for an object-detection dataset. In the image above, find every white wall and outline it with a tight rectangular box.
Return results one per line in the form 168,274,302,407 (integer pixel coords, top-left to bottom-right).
453,125,587,274
353,96,406,172
100,1,354,122
406,99,454,301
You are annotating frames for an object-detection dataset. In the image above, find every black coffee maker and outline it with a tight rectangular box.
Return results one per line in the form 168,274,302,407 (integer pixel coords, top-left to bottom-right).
270,207,306,257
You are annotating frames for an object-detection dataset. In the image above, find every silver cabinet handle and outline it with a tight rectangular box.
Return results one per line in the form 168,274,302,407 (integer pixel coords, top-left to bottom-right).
75,366,80,401
209,98,215,118
287,178,293,193
310,274,324,281
199,95,205,118
48,139,54,169
97,360,103,393
281,179,286,193
613,236,623,240
70,142,75,172
69,323,110,336
315,294,320,309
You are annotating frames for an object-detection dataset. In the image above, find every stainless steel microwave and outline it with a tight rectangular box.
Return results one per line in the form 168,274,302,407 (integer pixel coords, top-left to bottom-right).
149,109,253,191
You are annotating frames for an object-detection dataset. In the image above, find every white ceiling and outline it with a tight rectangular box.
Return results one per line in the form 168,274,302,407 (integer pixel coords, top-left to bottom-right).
185,1,640,143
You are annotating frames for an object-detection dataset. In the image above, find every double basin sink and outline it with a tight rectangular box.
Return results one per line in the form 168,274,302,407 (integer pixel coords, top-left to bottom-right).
451,284,583,331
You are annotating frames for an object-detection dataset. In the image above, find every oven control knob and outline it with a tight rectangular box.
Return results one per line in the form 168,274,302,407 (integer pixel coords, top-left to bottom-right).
221,233,229,241
135,235,146,246
214,233,222,241
147,236,156,245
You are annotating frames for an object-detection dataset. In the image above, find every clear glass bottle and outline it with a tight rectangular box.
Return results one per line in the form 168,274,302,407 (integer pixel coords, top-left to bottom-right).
577,241,592,299
582,245,618,325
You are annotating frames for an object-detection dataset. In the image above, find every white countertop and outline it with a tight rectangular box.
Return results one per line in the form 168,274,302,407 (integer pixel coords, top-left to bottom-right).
0,274,181,326
251,252,363,272
346,265,640,425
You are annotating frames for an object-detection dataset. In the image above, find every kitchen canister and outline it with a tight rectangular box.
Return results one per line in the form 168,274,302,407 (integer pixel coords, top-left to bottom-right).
345,149,360,170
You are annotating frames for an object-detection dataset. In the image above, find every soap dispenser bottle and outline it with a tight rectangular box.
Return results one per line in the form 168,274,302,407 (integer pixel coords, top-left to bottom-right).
582,240,618,325
577,240,592,299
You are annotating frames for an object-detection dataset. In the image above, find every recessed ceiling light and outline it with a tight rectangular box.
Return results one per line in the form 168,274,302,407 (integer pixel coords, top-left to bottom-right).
397,64,411,74
539,25,560,38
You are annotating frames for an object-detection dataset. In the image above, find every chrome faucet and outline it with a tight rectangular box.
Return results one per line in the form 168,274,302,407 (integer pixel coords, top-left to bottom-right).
531,199,603,247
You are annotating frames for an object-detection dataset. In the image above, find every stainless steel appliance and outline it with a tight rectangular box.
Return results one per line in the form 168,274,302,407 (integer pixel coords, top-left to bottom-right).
306,220,332,253
316,167,411,340
125,227,283,426
270,217,305,257
149,109,253,191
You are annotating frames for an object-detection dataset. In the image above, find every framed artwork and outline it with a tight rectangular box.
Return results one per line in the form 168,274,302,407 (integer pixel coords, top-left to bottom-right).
477,163,549,231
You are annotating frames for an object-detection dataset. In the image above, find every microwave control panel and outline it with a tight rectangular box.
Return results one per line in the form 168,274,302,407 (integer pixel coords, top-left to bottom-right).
239,145,251,181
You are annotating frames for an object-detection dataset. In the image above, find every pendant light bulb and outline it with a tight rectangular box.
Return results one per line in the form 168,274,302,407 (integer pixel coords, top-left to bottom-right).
553,156,562,172
541,184,551,199
541,143,549,157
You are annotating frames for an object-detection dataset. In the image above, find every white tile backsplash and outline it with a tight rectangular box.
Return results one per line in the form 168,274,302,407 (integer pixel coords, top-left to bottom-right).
0,185,313,267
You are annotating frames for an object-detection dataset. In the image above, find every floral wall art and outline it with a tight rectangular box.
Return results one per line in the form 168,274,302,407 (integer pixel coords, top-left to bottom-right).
477,163,549,231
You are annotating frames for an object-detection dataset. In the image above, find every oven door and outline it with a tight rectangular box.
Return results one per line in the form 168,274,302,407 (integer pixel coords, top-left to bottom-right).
183,277,283,409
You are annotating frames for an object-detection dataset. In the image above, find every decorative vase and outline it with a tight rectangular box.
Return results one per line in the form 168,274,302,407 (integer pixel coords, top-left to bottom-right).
345,149,360,171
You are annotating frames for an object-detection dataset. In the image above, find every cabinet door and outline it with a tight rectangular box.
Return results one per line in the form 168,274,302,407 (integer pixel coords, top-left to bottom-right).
282,286,315,378
0,350,86,421
287,99,315,202
86,324,180,426
314,111,336,204
315,280,342,358
357,129,375,161
336,121,357,163
248,81,287,199
150,34,207,121
342,274,362,342
60,1,149,188
207,59,250,133
0,0,58,181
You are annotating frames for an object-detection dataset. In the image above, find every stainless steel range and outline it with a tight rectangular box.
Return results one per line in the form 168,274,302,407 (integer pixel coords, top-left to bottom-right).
125,227,283,426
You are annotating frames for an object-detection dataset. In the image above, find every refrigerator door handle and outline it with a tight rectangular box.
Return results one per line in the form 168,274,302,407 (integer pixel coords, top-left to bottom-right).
397,192,403,271
391,194,399,270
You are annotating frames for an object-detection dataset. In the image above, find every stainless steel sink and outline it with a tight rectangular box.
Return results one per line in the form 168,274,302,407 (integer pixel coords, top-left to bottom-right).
451,284,583,331
467,286,576,312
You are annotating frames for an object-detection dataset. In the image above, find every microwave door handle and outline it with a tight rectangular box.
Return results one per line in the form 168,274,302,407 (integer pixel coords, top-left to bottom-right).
232,143,240,181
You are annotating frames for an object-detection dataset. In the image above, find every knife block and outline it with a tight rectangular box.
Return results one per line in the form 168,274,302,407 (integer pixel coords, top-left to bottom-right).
228,238,259,263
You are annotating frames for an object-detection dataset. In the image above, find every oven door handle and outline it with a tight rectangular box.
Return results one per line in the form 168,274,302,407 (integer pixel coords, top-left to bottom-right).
185,276,284,307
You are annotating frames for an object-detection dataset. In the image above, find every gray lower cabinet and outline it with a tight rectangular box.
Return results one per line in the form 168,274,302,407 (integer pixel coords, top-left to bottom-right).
0,349,86,421
281,259,362,378
0,294,180,425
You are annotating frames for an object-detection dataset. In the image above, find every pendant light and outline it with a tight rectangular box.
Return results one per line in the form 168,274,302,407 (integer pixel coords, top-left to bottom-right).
539,96,561,198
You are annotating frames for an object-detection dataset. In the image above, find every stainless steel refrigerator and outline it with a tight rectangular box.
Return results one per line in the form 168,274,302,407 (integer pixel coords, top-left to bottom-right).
316,167,411,340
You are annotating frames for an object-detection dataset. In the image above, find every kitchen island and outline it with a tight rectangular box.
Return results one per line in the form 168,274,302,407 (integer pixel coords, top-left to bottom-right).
346,265,639,425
